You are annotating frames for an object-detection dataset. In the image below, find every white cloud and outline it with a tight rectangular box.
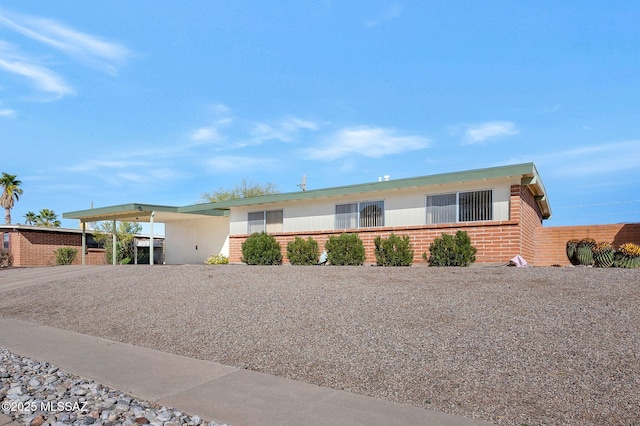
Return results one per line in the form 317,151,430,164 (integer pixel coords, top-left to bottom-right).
0,56,74,97
191,126,224,143
0,8,129,75
0,108,16,117
250,117,319,142
304,126,430,161
463,121,518,144
364,4,404,28
64,159,149,173
206,155,281,173
501,140,640,178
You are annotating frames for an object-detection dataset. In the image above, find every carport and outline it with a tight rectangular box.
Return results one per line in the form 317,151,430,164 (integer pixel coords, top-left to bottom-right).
62,203,228,265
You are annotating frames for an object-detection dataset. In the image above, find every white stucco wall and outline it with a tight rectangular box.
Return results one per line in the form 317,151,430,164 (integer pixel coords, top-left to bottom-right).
165,216,229,264
228,177,518,234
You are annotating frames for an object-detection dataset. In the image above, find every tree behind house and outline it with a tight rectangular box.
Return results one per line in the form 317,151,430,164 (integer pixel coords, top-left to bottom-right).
201,179,279,202
93,221,142,264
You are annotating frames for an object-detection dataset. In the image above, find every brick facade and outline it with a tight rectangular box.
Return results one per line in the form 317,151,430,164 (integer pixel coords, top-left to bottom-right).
1,229,106,267
229,184,640,266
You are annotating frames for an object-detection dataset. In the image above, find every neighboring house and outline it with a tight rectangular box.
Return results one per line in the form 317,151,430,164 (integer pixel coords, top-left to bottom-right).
0,225,164,267
61,162,640,266
0,225,106,266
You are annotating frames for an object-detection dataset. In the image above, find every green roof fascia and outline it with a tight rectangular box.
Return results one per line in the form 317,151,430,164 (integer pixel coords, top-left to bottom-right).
63,203,180,221
182,163,550,217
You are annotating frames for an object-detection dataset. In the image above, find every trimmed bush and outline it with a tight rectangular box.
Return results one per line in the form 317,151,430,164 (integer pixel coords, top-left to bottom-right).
424,231,477,267
0,248,12,268
54,247,78,265
241,232,282,265
286,237,320,265
325,233,366,266
374,233,414,266
205,254,229,265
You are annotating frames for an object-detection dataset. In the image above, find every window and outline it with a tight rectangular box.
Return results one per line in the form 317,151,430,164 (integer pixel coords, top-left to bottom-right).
335,200,384,229
3,233,8,249
459,190,492,222
426,190,492,224
335,203,358,229
426,193,456,224
86,234,103,249
248,210,283,233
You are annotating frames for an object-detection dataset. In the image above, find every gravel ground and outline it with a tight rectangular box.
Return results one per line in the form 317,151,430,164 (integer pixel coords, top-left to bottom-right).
1,264,639,425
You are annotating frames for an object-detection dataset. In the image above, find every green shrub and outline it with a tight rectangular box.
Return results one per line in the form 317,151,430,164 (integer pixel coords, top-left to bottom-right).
374,233,414,266
205,254,229,265
0,248,12,268
54,247,78,265
325,233,366,266
241,232,282,265
423,231,477,267
286,237,320,265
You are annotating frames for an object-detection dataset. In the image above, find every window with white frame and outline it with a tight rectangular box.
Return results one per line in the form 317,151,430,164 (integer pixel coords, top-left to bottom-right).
247,210,283,233
426,190,492,224
335,200,384,229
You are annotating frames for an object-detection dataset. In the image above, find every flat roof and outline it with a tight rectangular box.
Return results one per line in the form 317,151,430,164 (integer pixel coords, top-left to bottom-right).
63,163,551,222
181,162,551,219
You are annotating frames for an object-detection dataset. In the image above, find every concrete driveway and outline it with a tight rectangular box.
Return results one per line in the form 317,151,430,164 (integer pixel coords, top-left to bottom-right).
0,265,116,292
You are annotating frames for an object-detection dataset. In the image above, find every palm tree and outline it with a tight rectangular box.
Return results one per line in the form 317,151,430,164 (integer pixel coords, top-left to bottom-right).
38,208,61,227
0,173,23,225
24,211,38,225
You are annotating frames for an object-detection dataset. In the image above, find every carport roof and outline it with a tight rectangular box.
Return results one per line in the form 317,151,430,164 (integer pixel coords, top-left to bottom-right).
62,203,227,223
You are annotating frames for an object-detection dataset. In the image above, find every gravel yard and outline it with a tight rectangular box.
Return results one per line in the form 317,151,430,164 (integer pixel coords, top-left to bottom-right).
1,265,639,425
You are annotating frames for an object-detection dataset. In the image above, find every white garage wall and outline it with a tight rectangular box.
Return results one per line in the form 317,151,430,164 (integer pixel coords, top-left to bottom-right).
165,216,230,264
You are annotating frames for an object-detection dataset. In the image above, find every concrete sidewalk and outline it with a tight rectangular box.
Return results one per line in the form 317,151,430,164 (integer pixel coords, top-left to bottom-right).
0,318,491,426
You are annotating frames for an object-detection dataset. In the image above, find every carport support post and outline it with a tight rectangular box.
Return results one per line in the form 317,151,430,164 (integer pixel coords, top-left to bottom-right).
81,222,86,265
149,211,155,265
112,220,117,266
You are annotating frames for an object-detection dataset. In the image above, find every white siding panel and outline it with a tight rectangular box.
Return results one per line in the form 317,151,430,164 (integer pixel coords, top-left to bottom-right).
165,217,229,264
227,177,519,234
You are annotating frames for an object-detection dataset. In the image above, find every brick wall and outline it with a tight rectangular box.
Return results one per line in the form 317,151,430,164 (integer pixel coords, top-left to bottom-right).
5,230,107,266
535,223,640,266
516,185,544,262
229,220,524,265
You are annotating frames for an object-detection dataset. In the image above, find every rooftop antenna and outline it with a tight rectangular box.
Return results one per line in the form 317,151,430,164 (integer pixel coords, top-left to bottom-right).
298,175,307,191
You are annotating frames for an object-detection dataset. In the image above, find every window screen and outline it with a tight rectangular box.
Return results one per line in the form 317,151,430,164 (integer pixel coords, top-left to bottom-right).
335,203,358,229
359,200,384,228
459,190,492,222
426,193,457,224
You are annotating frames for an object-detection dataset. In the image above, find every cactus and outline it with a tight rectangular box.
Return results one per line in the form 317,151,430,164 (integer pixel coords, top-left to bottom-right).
566,239,580,265
614,243,640,269
592,242,614,268
576,245,594,266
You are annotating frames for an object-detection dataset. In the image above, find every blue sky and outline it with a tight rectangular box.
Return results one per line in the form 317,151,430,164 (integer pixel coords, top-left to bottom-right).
1,1,639,232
